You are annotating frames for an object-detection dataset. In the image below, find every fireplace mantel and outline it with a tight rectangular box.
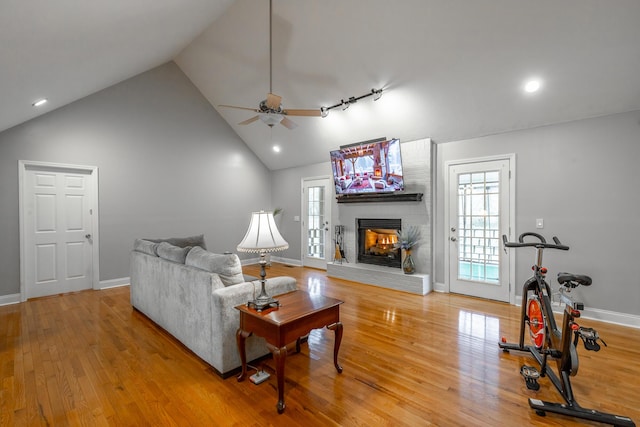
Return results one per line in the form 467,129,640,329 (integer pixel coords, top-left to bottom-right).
336,192,423,203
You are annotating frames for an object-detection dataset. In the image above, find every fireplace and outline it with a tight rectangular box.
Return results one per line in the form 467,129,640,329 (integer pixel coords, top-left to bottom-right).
357,218,402,268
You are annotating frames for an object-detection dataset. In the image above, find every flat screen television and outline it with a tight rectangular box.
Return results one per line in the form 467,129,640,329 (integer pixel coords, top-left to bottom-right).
330,137,404,196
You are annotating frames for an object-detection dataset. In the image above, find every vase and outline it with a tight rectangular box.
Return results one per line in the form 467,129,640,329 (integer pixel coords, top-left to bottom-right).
403,249,416,274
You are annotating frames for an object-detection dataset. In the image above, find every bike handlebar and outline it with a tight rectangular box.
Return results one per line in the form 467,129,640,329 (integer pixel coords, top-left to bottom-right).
502,232,570,251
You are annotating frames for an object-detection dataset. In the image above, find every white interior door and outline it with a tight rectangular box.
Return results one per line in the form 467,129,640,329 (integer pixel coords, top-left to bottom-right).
302,177,332,270
447,158,512,302
21,162,98,299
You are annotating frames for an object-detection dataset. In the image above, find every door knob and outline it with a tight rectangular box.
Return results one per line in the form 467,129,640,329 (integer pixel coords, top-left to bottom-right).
85,234,92,239
451,227,456,232
450,237,457,242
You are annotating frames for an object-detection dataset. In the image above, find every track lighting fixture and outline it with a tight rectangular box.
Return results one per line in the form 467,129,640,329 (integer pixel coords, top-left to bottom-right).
320,88,383,116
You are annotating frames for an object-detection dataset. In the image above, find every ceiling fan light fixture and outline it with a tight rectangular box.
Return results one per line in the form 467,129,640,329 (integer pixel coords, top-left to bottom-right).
320,107,329,118
259,113,283,127
372,88,383,101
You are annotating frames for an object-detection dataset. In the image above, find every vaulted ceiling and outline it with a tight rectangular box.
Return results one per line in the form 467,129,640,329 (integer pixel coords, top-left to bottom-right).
3,0,640,170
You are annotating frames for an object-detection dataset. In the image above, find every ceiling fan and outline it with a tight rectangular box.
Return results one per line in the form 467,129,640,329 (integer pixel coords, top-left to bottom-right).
219,0,321,129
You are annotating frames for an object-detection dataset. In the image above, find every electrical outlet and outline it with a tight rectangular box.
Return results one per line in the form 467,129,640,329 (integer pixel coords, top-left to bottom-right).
536,218,544,229
249,371,270,384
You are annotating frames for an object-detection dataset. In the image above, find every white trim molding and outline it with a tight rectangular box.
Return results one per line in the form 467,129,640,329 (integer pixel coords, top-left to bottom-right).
517,295,640,330
99,277,130,290
0,293,21,306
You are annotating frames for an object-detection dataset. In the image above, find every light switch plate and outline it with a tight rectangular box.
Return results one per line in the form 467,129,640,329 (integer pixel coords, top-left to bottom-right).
536,218,544,229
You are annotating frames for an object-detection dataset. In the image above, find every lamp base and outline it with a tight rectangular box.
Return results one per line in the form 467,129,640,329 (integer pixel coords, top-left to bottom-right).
247,297,280,312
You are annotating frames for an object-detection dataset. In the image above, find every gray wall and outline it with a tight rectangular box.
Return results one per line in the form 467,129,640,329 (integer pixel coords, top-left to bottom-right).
0,62,271,296
436,110,640,316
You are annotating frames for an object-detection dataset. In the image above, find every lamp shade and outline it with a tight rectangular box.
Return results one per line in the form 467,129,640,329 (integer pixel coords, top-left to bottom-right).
237,211,289,253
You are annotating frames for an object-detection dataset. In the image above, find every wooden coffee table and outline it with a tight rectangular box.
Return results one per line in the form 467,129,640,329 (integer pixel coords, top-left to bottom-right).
235,290,344,413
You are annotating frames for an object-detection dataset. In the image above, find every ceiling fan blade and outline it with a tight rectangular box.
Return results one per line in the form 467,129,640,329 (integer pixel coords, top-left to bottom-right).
266,93,282,110
280,116,298,130
283,108,322,117
219,104,259,112
238,115,260,125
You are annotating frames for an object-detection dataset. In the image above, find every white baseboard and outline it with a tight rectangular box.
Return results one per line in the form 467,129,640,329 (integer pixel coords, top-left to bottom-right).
515,294,640,329
272,256,302,267
431,287,639,329
433,282,447,293
0,293,21,306
240,257,303,267
98,277,130,290
571,306,640,329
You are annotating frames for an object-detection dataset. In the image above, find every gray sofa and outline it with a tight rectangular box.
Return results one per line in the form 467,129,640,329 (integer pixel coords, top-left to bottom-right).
130,235,297,377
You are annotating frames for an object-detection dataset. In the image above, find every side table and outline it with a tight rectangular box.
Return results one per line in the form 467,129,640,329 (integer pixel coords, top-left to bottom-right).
235,290,344,413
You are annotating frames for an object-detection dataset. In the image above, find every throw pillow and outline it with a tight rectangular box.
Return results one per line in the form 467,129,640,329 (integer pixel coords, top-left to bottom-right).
147,234,207,250
133,239,158,256
185,246,244,286
156,242,191,264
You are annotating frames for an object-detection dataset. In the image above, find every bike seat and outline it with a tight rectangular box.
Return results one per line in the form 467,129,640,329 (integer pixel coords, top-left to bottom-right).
557,272,592,287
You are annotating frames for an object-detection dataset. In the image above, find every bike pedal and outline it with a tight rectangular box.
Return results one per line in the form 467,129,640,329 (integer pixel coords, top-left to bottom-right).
578,327,606,351
520,365,540,391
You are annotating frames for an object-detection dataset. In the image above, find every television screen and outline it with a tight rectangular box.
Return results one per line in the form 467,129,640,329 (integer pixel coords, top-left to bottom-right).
330,137,404,196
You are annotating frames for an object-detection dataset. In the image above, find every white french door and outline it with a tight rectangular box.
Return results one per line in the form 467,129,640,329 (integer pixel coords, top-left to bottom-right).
20,161,98,299
447,157,513,302
302,177,332,270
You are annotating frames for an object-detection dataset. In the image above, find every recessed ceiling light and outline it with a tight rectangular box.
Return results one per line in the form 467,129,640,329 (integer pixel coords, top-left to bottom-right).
32,98,48,107
524,79,542,93
272,145,281,153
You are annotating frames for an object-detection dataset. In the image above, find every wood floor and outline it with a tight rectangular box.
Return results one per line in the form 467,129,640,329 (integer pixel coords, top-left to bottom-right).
1,263,639,426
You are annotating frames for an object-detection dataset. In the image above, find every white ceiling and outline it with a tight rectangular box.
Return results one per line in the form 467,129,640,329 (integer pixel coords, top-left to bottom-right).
3,1,640,171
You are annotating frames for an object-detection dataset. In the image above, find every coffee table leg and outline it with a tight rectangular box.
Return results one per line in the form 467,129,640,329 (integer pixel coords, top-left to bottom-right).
267,343,287,413
327,322,343,373
236,328,251,381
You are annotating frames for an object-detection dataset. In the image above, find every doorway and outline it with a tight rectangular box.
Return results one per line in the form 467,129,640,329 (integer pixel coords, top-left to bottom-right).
302,177,332,270
445,156,514,302
19,161,99,300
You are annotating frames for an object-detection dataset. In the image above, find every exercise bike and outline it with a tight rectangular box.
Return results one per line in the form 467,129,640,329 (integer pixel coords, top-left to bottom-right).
499,232,635,427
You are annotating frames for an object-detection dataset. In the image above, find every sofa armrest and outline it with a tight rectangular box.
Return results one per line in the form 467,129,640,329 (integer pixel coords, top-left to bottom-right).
210,276,297,374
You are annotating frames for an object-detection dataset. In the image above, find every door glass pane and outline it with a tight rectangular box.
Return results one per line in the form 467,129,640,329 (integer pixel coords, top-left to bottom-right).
307,186,325,258
457,171,500,284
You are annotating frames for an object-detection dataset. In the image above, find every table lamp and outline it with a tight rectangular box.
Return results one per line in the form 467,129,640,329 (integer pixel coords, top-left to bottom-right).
237,210,289,311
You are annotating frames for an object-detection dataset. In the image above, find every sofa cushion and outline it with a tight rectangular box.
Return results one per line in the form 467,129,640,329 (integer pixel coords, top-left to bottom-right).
156,242,191,264
133,239,158,256
185,246,244,286
147,234,207,250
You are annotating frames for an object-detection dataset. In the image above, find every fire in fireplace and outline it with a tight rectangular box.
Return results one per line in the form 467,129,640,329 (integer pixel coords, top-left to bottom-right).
357,218,402,268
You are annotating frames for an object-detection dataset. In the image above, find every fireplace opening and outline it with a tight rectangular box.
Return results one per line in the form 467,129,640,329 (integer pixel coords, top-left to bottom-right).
357,218,402,268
